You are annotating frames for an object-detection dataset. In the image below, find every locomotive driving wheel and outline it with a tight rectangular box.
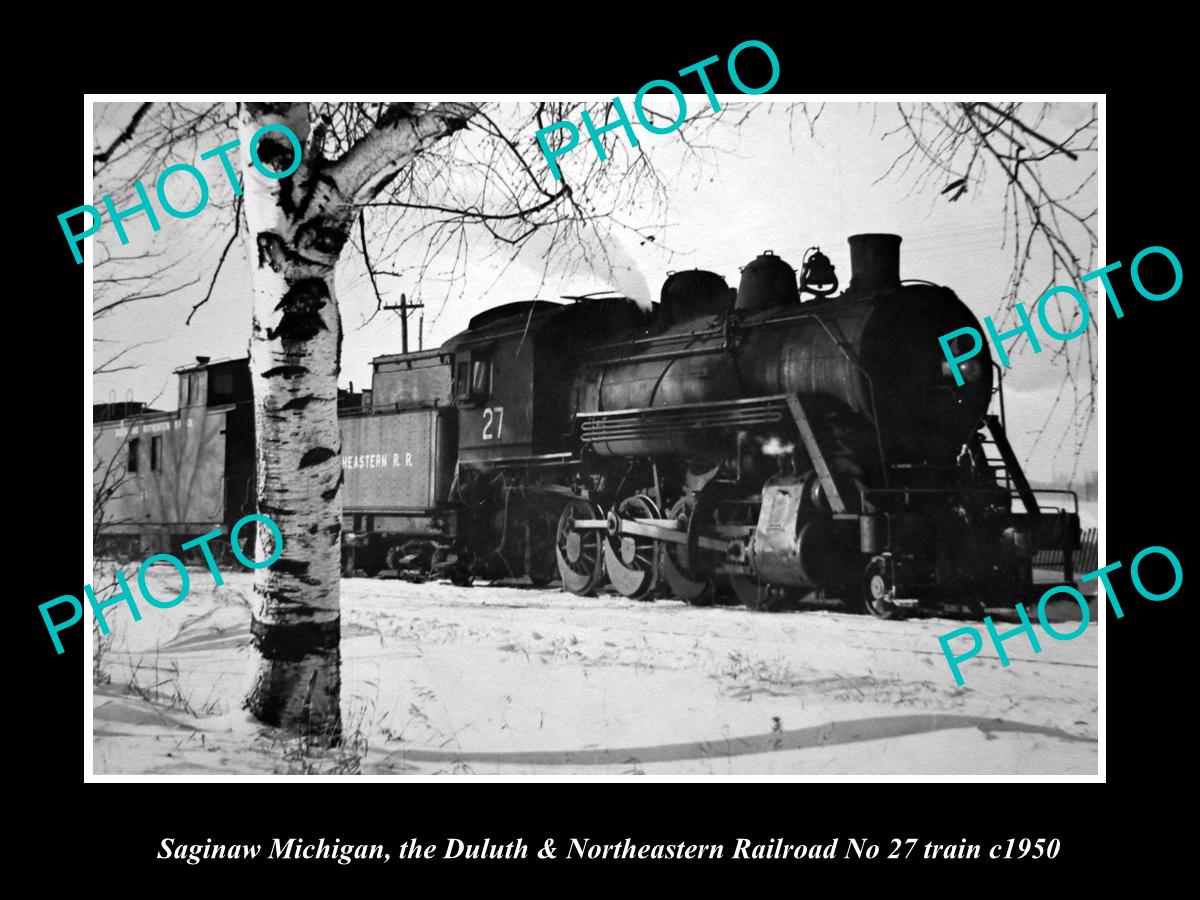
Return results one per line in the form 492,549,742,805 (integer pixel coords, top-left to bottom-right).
863,555,906,620
555,499,606,596
602,495,661,602
661,497,715,606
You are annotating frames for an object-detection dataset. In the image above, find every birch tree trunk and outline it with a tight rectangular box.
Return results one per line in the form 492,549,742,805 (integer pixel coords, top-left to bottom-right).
240,103,345,737
237,101,476,738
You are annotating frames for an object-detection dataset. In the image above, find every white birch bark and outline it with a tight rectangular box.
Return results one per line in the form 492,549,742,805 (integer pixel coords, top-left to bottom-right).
237,101,477,737
239,103,344,735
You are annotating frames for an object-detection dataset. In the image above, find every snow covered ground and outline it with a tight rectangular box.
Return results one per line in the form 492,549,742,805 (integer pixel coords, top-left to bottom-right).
92,569,1098,776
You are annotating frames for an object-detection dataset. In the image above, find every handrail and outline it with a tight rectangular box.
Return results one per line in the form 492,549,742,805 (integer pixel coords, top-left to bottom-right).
991,360,1007,430
1027,488,1080,516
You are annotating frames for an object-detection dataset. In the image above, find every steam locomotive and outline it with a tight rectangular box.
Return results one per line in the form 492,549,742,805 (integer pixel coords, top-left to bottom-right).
93,233,1081,617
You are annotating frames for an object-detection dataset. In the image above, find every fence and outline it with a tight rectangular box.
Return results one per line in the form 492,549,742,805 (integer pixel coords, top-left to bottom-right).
1032,527,1098,577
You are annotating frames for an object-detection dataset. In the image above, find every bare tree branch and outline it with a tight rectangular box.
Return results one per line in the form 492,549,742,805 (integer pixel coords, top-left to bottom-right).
331,102,478,205
359,208,386,312
870,101,1097,476
93,102,153,173
185,196,242,326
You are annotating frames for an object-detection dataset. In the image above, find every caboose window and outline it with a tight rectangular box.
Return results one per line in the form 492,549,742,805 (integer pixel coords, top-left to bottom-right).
127,437,140,473
180,371,203,407
150,435,162,471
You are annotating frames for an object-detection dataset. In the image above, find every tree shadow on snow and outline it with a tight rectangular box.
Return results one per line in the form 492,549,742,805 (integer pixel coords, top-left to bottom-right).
378,713,1094,768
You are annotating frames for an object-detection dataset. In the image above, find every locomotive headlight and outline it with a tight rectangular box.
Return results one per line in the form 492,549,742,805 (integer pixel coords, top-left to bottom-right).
940,331,985,385
942,356,983,384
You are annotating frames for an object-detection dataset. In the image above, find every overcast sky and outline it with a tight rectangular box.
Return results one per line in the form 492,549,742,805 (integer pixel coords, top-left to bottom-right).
91,101,1097,484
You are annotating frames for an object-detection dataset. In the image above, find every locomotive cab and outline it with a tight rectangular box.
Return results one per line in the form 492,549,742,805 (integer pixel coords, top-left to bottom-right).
441,300,563,461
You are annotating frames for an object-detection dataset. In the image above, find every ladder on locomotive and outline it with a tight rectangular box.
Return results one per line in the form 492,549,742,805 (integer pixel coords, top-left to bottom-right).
965,364,1082,586
973,362,1041,518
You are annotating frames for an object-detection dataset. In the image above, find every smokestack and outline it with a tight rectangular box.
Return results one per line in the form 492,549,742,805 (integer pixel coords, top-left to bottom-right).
847,233,902,294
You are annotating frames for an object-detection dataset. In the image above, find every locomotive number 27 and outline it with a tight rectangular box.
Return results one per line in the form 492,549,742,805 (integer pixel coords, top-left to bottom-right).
482,406,504,440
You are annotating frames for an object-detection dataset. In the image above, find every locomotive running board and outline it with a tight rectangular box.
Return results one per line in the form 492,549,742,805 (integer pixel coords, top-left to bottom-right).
458,452,575,470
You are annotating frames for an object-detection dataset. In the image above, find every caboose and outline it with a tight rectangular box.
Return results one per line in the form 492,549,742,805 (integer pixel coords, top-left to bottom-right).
92,349,461,577
92,356,255,559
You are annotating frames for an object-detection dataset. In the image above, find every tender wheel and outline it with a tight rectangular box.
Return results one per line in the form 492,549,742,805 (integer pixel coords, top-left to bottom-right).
863,556,905,620
965,596,987,618
556,499,606,596
528,570,555,589
602,495,661,601
527,511,560,588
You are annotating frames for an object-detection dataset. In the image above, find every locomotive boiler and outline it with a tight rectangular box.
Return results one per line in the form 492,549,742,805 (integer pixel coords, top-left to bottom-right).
555,234,1078,615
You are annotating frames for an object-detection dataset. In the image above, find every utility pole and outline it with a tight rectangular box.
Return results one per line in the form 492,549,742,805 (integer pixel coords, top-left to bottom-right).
382,292,425,354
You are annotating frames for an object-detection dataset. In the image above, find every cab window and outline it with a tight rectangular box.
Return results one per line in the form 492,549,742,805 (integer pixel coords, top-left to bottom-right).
456,350,493,403
456,362,470,400
471,358,491,397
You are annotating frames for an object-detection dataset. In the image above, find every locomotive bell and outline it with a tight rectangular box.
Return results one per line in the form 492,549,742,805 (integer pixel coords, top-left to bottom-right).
847,233,902,294
735,251,800,313
799,248,838,297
